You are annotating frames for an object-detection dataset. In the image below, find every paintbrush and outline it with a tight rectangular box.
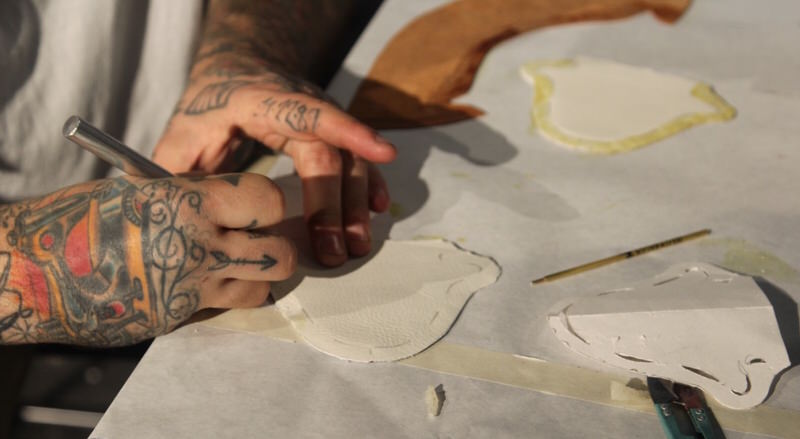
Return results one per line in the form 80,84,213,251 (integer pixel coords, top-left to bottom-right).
531,229,712,285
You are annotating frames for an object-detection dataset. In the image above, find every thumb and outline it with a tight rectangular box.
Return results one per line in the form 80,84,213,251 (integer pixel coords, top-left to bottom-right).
152,122,200,173
153,118,234,173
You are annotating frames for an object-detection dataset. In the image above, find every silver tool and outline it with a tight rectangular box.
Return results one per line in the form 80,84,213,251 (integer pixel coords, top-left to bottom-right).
62,115,173,178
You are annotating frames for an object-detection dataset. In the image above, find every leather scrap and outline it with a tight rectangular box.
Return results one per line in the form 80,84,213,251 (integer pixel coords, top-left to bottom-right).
348,0,691,129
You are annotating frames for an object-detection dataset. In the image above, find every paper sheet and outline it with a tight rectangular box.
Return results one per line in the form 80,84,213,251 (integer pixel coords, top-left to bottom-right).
94,0,800,437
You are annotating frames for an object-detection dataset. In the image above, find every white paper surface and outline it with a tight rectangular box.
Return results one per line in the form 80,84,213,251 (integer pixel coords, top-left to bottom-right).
94,0,800,437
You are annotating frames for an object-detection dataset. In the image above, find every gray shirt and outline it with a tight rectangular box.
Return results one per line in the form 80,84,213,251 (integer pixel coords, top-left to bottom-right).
0,0,202,201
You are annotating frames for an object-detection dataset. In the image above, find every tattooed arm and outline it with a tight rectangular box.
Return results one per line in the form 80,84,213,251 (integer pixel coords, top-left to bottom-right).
0,174,295,346
153,0,396,268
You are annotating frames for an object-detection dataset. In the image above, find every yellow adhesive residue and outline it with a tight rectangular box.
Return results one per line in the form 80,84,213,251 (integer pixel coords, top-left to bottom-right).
412,234,447,241
412,235,466,243
520,59,737,154
202,306,299,342
450,171,472,179
703,238,798,282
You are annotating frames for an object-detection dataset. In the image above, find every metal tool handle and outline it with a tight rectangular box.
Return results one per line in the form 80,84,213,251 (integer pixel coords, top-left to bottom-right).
62,115,173,178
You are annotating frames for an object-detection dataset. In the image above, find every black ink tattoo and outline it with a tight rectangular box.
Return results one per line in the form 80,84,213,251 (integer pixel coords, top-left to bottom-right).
182,72,325,116
0,203,25,229
0,252,33,340
261,97,321,133
184,80,253,115
0,178,208,346
177,0,344,118
139,180,205,330
208,250,276,271
246,230,276,239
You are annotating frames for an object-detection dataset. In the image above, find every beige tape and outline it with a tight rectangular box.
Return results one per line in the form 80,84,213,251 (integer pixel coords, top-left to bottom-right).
201,308,798,437
402,343,798,438
203,306,299,342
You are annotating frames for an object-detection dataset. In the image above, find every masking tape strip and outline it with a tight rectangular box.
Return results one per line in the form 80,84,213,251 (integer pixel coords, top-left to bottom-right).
401,343,797,438
520,59,737,154
201,309,798,438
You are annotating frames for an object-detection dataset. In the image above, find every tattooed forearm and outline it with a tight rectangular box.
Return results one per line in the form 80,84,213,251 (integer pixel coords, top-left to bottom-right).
178,0,351,116
172,0,354,119
0,179,208,346
200,0,356,77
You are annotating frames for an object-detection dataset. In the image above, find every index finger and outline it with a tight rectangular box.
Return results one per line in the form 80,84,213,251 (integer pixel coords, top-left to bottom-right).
239,92,398,163
314,102,398,163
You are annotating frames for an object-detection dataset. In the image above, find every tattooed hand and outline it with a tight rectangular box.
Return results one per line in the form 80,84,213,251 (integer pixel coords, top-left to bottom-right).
0,174,295,346
152,0,396,268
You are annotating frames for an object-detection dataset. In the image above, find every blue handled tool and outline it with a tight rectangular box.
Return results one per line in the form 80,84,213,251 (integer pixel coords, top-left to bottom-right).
647,377,726,439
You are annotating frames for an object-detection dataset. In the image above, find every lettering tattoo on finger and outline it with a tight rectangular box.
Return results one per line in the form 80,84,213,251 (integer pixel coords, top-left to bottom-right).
261,97,321,133
182,73,322,116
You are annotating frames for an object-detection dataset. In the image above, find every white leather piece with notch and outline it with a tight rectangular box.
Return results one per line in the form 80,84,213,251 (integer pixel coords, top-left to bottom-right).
548,263,790,409
275,239,501,363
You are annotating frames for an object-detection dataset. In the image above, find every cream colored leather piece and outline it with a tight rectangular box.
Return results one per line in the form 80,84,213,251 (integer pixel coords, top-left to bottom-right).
273,239,500,362
548,263,790,409
520,57,736,153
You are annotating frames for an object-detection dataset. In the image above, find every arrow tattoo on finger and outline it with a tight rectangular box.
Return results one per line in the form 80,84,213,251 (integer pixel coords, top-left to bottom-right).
208,250,277,271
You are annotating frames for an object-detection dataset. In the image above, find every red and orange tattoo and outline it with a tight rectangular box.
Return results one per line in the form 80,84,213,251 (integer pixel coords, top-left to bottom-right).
0,178,206,345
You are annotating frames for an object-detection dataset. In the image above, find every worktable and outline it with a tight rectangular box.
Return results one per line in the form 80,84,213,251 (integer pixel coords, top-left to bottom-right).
92,1,800,437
